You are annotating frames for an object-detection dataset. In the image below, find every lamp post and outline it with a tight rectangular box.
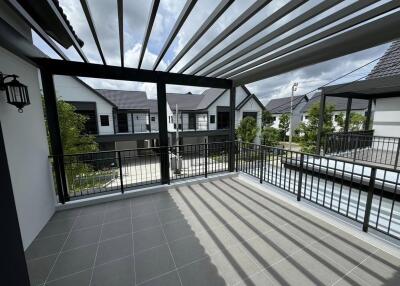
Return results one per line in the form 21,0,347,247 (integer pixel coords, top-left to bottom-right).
289,82,298,151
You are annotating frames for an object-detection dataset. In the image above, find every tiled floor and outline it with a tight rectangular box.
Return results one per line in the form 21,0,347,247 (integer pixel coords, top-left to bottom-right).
26,177,400,286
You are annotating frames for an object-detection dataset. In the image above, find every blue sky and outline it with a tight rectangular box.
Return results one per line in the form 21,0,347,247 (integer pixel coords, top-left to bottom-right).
33,0,391,102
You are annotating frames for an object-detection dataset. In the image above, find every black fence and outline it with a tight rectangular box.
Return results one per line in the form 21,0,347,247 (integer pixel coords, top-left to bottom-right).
51,141,400,240
325,130,400,169
237,141,400,240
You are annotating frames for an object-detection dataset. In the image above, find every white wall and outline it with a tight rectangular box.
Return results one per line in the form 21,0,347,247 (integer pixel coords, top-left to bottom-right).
0,47,56,249
53,76,115,135
373,98,400,137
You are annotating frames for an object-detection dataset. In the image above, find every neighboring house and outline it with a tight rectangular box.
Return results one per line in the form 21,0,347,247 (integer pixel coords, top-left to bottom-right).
300,95,368,131
265,94,307,134
366,39,400,137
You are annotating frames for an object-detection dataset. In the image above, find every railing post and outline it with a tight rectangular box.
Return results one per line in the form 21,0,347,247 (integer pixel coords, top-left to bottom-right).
204,139,208,178
236,141,240,172
394,138,400,169
259,146,264,183
297,153,304,201
363,167,376,232
117,150,124,193
353,136,359,162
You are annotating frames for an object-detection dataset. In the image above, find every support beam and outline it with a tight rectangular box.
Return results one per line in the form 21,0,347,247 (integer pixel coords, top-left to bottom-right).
229,85,236,172
316,92,326,155
166,0,234,72
0,123,31,286
117,0,124,67
192,0,308,75
138,0,160,69
80,0,107,65
41,70,69,203
365,98,373,131
231,6,400,84
178,0,271,73
34,58,232,89
157,82,170,184
152,0,197,70
344,97,352,132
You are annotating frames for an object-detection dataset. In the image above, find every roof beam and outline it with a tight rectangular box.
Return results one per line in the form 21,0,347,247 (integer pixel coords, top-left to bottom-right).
191,0,308,75
232,10,400,85
165,0,234,72
211,0,378,78
80,0,107,65
45,0,89,63
117,0,124,67
203,0,356,77
138,0,160,69
33,58,232,89
224,0,400,79
5,0,69,60
152,0,197,70
177,0,272,74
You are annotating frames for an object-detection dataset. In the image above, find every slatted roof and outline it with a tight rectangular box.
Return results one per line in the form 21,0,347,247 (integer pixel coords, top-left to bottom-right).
6,0,400,86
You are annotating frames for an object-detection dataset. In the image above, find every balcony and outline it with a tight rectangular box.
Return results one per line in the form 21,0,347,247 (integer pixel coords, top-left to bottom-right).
24,142,400,285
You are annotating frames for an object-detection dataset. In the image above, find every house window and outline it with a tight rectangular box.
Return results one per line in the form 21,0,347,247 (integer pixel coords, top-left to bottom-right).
210,115,215,124
151,116,155,122
243,112,257,120
100,115,109,126
117,113,128,133
188,113,196,129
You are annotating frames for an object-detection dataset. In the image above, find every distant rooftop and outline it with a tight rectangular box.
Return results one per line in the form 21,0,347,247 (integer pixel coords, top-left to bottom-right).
265,95,305,114
96,89,149,110
368,39,400,79
301,96,368,113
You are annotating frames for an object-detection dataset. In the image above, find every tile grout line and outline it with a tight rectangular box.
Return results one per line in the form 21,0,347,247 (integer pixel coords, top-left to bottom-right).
88,206,107,286
151,195,184,286
130,198,137,286
331,248,379,286
43,208,83,285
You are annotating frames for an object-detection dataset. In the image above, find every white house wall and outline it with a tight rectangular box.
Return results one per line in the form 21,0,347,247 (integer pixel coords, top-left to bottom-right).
53,75,115,135
0,47,55,249
236,97,264,144
373,98,400,138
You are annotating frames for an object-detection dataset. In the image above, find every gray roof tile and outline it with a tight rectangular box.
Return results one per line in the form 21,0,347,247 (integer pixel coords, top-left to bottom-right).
301,96,368,113
368,39,400,79
265,95,304,114
96,89,149,110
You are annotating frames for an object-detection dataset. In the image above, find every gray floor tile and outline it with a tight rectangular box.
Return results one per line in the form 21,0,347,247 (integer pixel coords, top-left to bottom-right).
27,254,57,286
132,202,156,217
45,269,91,286
63,226,101,251
134,244,176,284
163,220,196,242
50,209,81,222
104,207,131,223
26,233,67,260
132,195,154,206
106,200,131,211
139,270,181,286
48,244,97,281
262,247,347,286
73,213,103,230
158,207,187,224
79,204,107,216
349,250,400,286
95,234,133,265
133,226,166,253
132,213,160,233
101,218,132,240
37,218,75,239
179,247,259,286
236,270,277,286
91,256,134,286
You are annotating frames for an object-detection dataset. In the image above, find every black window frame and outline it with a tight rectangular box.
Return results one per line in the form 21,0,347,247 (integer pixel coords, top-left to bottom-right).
100,115,109,126
210,115,215,124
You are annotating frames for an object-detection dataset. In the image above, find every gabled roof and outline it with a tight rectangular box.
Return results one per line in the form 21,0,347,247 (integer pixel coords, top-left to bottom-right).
265,95,304,114
197,88,226,110
167,93,204,112
72,78,117,107
236,93,265,110
147,99,159,113
367,39,400,79
301,96,368,113
96,89,149,110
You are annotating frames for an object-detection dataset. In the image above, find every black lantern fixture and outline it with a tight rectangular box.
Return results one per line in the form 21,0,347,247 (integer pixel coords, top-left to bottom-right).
0,72,30,113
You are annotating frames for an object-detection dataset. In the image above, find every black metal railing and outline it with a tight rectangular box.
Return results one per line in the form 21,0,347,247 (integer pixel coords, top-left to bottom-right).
325,130,400,169
237,141,400,240
51,141,400,240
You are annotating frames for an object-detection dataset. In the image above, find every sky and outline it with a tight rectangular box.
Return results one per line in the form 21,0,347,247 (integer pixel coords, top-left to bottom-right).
33,0,392,103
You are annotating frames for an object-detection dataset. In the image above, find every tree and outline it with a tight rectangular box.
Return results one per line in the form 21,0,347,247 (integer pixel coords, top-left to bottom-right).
261,127,280,146
236,116,259,143
336,112,366,131
296,102,335,153
56,100,98,154
278,113,290,141
262,110,275,128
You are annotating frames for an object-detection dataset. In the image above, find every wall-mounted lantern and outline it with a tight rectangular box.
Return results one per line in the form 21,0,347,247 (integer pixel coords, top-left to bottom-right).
0,72,30,113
